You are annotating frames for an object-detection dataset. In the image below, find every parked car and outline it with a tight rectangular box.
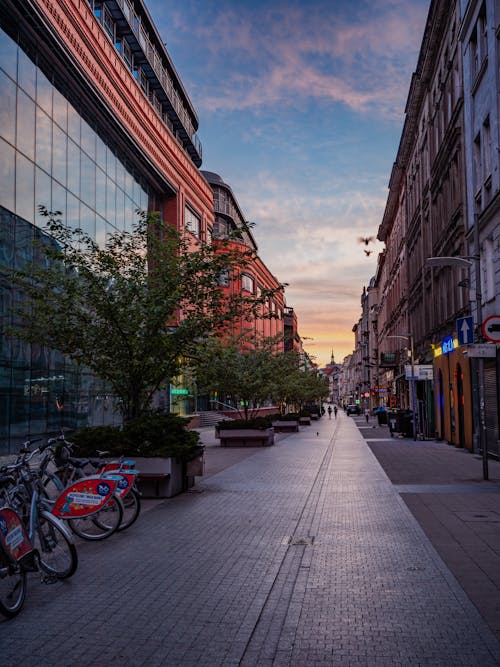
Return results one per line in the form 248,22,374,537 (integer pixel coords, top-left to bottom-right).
346,404,361,415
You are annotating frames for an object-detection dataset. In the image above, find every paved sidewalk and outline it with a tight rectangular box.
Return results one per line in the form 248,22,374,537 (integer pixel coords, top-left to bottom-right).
354,412,500,642
2,414,500,665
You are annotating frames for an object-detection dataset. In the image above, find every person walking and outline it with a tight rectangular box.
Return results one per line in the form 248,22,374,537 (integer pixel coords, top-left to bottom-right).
364,407,370,423
327,405,332,419
334,405,338,419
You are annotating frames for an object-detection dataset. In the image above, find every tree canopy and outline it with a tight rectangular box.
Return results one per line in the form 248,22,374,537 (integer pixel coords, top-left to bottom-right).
9,209,283,420
193,336,328,419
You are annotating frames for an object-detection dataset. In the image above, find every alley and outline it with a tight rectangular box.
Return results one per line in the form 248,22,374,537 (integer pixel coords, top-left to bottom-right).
2,414,500,666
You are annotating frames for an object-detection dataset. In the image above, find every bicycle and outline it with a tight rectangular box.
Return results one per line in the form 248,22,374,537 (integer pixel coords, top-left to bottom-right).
43,434,140,538
0,472,35,618
1,440,78,582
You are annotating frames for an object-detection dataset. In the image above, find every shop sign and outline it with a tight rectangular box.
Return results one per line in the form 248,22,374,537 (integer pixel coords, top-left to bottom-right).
405,365,434,380
466,344,497,358
441,336,456,355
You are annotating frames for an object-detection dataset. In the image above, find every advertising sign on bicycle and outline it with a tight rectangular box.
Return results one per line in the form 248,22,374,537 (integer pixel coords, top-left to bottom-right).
0,508,34,563
51,475,119,518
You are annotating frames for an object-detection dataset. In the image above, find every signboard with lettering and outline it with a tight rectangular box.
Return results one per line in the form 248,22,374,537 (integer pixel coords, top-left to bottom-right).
441,336,456,354
405,365,434,380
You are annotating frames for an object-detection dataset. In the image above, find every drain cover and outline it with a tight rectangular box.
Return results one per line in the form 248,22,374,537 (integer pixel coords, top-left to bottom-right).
287,536,315,546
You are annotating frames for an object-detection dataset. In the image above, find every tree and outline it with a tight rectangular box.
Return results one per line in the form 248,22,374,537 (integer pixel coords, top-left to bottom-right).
9,209,283,421
193,337,328,419
193,337,279,420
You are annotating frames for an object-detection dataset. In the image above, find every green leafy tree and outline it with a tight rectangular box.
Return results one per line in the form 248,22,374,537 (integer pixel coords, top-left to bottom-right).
193,336,281,420
9,209,283,421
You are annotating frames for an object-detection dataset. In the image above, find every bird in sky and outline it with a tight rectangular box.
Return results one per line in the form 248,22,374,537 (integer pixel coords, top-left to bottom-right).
358,236,375,246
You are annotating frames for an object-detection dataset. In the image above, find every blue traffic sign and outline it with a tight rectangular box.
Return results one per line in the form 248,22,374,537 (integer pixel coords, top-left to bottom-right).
457,316,474,345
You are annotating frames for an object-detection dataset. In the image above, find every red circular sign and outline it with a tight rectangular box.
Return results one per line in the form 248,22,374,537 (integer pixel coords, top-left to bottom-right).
482,315,500,343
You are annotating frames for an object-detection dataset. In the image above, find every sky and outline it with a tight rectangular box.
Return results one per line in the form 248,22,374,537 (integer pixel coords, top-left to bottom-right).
147,0,430,366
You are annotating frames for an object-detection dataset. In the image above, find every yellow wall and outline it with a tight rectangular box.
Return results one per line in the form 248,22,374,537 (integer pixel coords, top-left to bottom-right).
433,346,473,449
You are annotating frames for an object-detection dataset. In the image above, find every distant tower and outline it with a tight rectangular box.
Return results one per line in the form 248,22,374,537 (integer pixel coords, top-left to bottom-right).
330,350,335,365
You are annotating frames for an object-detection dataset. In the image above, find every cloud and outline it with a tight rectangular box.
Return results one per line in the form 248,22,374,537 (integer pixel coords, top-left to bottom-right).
163,1,428,118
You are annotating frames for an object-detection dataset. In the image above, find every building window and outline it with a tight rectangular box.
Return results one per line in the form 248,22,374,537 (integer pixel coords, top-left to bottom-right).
122,40,133,70
218,269,229,287
473,132,481,193
482,238,495,302
241,274,254,294
482,116,491,181
185,205,200,237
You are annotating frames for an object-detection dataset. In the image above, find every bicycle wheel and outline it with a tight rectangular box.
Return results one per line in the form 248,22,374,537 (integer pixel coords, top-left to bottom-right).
116,488,141,532
68,494,123,541
0,553,26,618
34,512,78,580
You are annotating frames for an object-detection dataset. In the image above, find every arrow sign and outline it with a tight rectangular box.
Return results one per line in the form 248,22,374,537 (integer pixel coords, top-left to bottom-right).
457,316,474,345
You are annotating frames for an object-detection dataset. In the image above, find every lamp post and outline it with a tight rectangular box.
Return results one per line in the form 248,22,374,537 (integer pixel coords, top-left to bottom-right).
426,254,488,480
387,334,418,440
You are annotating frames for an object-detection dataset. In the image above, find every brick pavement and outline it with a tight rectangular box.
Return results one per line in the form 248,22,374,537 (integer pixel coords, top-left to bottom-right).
356,412,500,643
2,414,500,665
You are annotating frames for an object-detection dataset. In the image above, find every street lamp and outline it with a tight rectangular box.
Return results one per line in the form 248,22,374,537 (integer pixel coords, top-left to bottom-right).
387,334,418,440
425,254,488,480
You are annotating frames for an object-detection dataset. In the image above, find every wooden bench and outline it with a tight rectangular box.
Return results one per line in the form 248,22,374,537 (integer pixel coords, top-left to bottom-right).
272,420,299,433
219,429,274,447
135,457,173,498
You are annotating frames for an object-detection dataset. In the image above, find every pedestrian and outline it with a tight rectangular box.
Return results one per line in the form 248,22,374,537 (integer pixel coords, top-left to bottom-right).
334,405,338,419
327,406,332,419
364,407,370,423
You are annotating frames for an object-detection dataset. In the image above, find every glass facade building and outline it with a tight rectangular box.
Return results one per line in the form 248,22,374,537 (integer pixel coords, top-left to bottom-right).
0,0,213,453
0,25,150,451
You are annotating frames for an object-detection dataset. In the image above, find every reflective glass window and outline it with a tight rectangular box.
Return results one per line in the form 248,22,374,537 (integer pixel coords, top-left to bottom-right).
36,69,52,116
81,119,95,161
106,177,116,226
67,138,80,197
0,208,15,271
52,122,67,186
15,153,35,224
16,90,35,160
95,166,106,216
14,216,34,271
35,166,52,215
52,181,66,220
17,49,36,100
96,215,106,248
52,87,67,132
0,70,16,145
96,136,106,170
35,106,52,174
67,103,80,145
0,30,17,81
80,153,95,209
66,191,80,230
106,146,116,183
0,139,15,212
80,203,96,239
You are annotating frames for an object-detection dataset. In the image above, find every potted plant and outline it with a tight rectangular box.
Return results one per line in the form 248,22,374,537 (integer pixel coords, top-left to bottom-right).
71,413,203,498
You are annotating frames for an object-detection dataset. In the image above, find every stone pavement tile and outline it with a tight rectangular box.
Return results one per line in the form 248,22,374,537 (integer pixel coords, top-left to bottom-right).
2,414,500,665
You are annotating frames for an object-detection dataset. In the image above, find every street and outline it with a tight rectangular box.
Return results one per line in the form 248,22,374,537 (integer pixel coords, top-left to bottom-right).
2,413,500,666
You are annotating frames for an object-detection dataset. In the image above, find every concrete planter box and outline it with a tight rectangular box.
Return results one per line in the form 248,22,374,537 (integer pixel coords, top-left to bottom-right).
219,428,274,447
299,417,311,425
134,456,184,498
272,420,299,433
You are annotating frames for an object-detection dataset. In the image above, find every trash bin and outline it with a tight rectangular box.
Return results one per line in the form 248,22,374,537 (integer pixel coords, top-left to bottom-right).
375,407,388,425
387,409,401,436
400,410,414,438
